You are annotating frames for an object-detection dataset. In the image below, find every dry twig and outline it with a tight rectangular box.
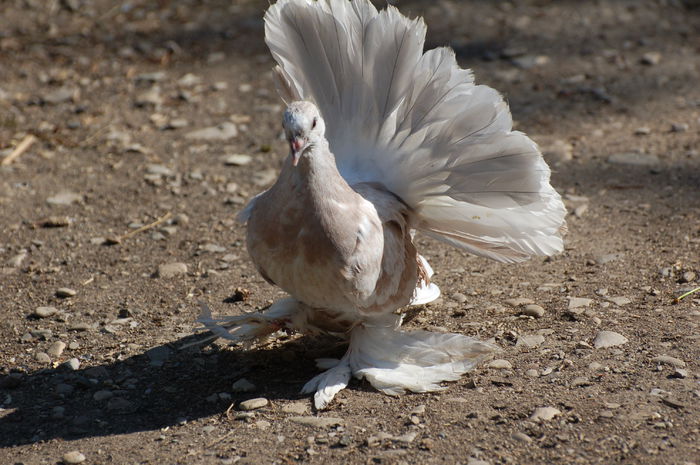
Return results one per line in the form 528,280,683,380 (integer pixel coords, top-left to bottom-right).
107,212,172,244
2,135,37,166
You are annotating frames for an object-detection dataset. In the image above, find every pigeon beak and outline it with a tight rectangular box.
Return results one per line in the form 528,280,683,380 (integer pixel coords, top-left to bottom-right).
290,137,306,166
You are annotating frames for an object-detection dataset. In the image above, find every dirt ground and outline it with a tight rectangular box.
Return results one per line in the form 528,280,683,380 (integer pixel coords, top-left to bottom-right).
1,0,699,464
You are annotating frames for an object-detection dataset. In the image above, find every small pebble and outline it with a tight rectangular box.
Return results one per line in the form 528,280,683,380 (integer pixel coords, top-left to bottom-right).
62,451,86,464
7,252,27,267
530,406,561,421
640,51,661,65
596,253,620,265
607,296,631,306
239,397,268,411
542,139,573,165
69,322,92,332
467,459,491,465
568,297,593,309
35,352,51,364
185,122,238,141
52,406,65,419
47,192,82,206
56,383,74,395
289,416,344,428
512,432,532,443
670,123,688,133
62,358,80,371
410,404,426,415
48,341,66,358
33,306,58,318
652,355,686,368
222,154,253,166
157,262,188,278
521,304,545,318
516,334,545,349
93,390,113,401
593,331,628,349
671,369,688,379
172,213,190,225
504,298,534,307
281,402,310,415
588,362,604,371
146,164,173,176
231,378,257,393
107,397,135,411
607,152,659,166
680,271,696,283
145,345,173,367
56,288,77,298
525,369,539,377
487,359,513,370
135,86,162,107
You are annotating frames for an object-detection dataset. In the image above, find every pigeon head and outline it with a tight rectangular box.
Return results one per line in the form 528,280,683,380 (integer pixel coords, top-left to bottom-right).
282,101,325,166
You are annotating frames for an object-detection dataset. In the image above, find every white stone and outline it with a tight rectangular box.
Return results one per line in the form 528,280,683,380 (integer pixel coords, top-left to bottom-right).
593,331,628,349
530,406,561,421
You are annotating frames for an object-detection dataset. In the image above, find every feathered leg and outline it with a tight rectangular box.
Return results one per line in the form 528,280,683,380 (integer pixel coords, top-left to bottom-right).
193,298,301,346
303,323,497,409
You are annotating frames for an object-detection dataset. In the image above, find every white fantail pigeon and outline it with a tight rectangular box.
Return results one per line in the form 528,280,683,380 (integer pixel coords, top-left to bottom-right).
197,0,567,409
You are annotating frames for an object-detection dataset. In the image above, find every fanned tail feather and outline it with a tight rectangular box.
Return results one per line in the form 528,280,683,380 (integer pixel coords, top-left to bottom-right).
265,0,566,263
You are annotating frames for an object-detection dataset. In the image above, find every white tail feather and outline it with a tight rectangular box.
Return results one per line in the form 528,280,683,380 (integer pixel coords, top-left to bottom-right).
265,0,566,263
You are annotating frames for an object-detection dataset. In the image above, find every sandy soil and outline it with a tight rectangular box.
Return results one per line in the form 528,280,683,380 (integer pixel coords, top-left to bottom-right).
1,1,699,464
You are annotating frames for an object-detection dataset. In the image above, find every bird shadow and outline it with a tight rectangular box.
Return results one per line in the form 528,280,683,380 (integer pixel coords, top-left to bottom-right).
0,333,349,448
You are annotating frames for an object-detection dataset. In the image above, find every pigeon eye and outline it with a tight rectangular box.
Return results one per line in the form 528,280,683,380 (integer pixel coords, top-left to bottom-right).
312,117,317,129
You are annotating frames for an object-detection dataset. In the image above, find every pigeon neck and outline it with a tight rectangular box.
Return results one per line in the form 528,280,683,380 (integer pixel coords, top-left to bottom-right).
292,140,351,194
297,140,336,176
